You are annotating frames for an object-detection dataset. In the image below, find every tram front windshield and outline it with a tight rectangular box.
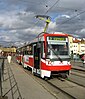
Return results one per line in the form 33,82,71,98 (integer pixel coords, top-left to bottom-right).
47,40,69,59
48,43,68,54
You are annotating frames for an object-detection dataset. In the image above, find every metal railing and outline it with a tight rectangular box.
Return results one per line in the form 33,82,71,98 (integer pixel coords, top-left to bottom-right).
0,56,22,99
0,56,7,99
3,62,22,99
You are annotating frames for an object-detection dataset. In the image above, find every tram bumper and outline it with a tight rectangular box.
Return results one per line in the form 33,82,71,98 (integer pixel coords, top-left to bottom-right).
41,70,51,78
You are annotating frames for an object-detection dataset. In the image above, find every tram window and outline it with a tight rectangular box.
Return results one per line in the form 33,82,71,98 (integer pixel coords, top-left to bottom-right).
59,45,67,51
28,51,32,55
24,51,29,55
41,41,45,58
27,45,32,55
47,43,68,56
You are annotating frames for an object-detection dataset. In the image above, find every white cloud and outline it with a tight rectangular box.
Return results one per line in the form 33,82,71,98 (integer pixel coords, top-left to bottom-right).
80,28,85,32
49,22,56,29
0,35,11,42
10,30,17,33
0,0,85,46
0,12,19,29
61,15,70,18
24,26,44,34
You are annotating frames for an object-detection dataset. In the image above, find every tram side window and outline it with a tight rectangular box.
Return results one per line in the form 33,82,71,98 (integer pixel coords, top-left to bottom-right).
27,45,32,55
41,42,45,58
24,50,28,55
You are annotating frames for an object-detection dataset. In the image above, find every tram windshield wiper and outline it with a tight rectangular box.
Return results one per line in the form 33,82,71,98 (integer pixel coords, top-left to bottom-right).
48,45,62,62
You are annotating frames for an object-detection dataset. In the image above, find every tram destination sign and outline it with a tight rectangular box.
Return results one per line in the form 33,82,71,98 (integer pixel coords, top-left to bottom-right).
48,36,66,41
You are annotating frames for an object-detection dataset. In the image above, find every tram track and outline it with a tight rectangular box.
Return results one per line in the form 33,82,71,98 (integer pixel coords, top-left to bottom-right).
24,68,85,99
71,72,85,78
46,77,85,99
66,77,85,88
22,67,73,99
72,66,85,72
46,80,76,99
68,69,85,87
15,61,85,99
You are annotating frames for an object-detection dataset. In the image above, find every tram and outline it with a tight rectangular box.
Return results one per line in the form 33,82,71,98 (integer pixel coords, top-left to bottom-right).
16,32,71,78
16,15,71,79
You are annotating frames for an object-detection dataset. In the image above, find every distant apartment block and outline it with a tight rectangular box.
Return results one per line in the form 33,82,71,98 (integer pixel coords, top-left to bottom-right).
0,47,16,56
68,35,85,55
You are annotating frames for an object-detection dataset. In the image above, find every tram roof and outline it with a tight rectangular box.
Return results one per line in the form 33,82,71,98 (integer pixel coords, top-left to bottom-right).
17,32,68,49
29,32,68,44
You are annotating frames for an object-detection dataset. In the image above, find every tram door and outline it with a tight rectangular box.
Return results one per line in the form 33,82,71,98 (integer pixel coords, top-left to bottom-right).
33,44,41,73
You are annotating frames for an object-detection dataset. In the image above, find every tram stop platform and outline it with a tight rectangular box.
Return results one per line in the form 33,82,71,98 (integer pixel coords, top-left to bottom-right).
1,59,56,99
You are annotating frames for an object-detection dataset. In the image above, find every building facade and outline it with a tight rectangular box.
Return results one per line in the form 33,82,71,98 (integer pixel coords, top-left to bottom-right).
0,47,16,56
68,35,85,55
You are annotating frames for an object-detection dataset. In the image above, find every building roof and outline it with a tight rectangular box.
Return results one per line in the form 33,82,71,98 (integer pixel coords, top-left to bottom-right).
73,39,81,43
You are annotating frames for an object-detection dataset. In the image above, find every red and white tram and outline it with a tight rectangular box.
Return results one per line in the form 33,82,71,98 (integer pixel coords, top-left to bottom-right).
16,32,71,78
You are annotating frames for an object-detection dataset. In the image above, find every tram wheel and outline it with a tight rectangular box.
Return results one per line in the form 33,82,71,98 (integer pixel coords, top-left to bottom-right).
61,74,67,79
43,77,49,81
19,62,21,65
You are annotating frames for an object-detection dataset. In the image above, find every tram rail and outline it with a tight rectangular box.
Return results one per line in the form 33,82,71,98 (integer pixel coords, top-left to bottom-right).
72,67,85,72
46,80,76,99
14,58,85,99
67,71,85,88
46,78,85,99
23,66,85,99
71,71,85,78
66,77,85,88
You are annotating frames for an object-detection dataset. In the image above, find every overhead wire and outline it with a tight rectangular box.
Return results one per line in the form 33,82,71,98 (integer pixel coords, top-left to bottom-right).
2,0,85,46
20,0,85,38
21,0,84,29
28,0,61,34
33,0,85,30
44,0,60,14
57,9,85,27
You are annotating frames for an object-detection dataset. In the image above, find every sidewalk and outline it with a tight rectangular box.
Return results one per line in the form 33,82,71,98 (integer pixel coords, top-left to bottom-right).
2,60,56,99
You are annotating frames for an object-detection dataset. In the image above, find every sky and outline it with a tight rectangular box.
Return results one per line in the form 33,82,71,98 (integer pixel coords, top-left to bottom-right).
0,0,85,47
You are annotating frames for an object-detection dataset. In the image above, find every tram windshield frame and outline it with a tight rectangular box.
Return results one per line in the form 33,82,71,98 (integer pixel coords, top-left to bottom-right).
46,36,69,59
